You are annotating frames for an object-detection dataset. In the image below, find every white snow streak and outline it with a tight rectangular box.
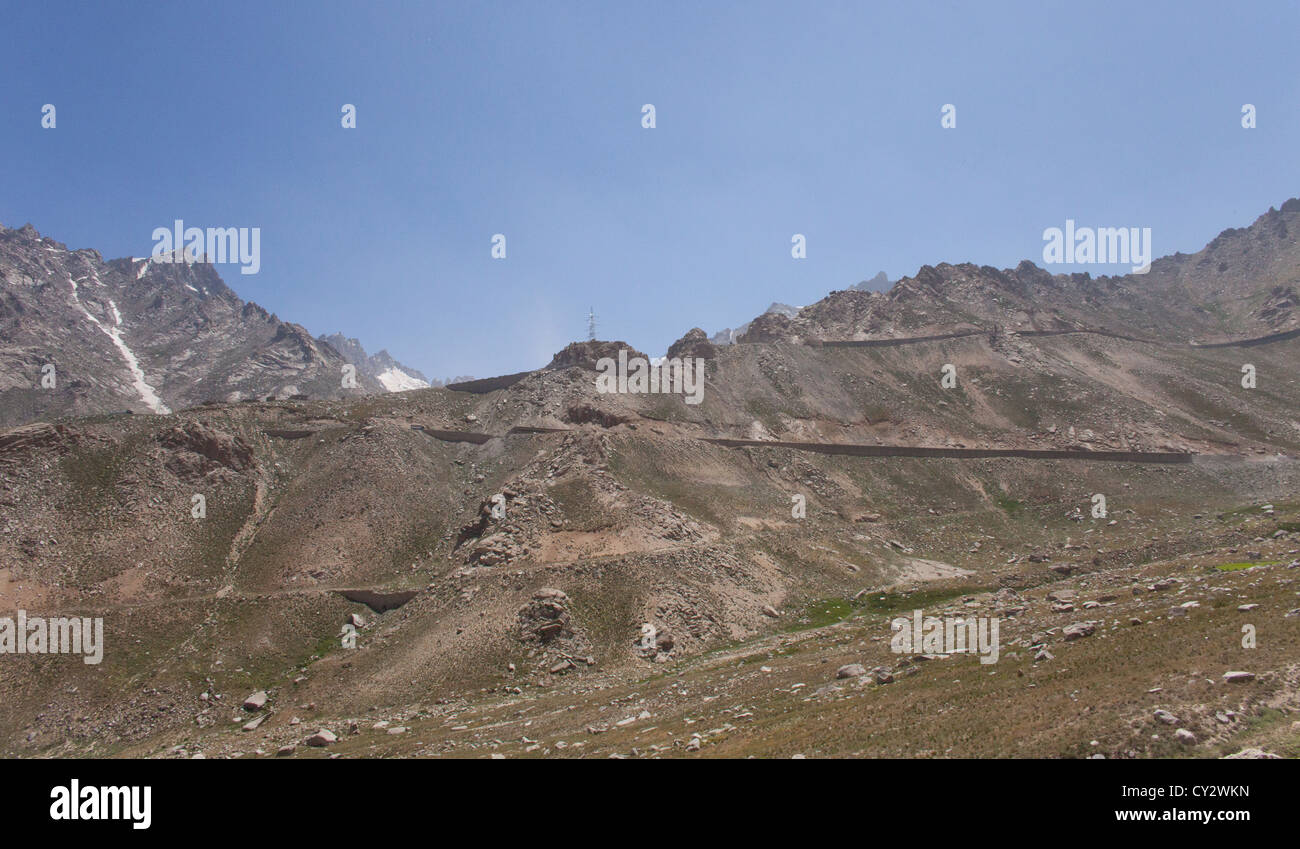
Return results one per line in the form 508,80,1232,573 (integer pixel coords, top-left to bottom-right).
68,277,170,414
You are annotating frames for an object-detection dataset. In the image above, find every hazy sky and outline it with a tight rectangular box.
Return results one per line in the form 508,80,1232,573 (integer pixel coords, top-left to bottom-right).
3,0,1298,378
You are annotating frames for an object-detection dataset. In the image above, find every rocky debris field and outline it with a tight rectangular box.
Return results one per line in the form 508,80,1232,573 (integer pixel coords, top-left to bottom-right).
124,522,1300,760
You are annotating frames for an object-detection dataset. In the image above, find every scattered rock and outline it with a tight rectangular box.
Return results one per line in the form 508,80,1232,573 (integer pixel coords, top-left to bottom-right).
1062,622,1096,641
1223,747,1282,759
305,729,337,747
518,589,573,644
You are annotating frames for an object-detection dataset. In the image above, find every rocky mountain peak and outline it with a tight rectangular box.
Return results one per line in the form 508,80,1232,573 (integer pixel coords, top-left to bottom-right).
0,223,394,425
317,332,430,392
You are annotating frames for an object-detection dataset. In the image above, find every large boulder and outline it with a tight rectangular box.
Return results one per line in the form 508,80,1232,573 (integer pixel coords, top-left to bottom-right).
836,663,867,679
305,729,337,747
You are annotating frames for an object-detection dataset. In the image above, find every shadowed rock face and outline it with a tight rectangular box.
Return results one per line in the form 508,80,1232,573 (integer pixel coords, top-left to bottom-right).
337,590,419,612
562,402,628,428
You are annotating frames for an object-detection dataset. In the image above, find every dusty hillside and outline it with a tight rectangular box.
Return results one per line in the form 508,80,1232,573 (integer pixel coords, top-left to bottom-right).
2,198,1299,758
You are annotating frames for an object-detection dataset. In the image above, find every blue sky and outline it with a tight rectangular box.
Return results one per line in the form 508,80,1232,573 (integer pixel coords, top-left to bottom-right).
3,0,1298,379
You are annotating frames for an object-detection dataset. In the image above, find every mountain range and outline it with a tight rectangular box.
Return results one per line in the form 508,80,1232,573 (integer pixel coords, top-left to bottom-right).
2,197,1299,758
0,225,432,428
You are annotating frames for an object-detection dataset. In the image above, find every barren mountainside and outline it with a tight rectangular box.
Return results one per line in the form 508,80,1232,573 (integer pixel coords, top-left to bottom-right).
1,198,1299,759
0,224,395,427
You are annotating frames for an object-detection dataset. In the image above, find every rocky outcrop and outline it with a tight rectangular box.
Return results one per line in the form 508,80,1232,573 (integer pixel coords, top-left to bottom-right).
562,403,628,428
666,328,717,360
736,311,794,343
518,588,572,643
547,340,648,370
0,422,78,455
158,421,254,477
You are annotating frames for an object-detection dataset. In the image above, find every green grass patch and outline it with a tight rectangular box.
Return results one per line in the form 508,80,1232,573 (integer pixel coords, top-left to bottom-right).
860,584,997,615
1214,561,1275,572
785,598,854,632
1219,498,1300,520
784,583,999,633
994,493,1024,516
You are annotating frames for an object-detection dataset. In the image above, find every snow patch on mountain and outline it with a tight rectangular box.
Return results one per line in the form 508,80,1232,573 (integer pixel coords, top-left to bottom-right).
318,332,430,393
67,277,170,414
376,366,429,392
